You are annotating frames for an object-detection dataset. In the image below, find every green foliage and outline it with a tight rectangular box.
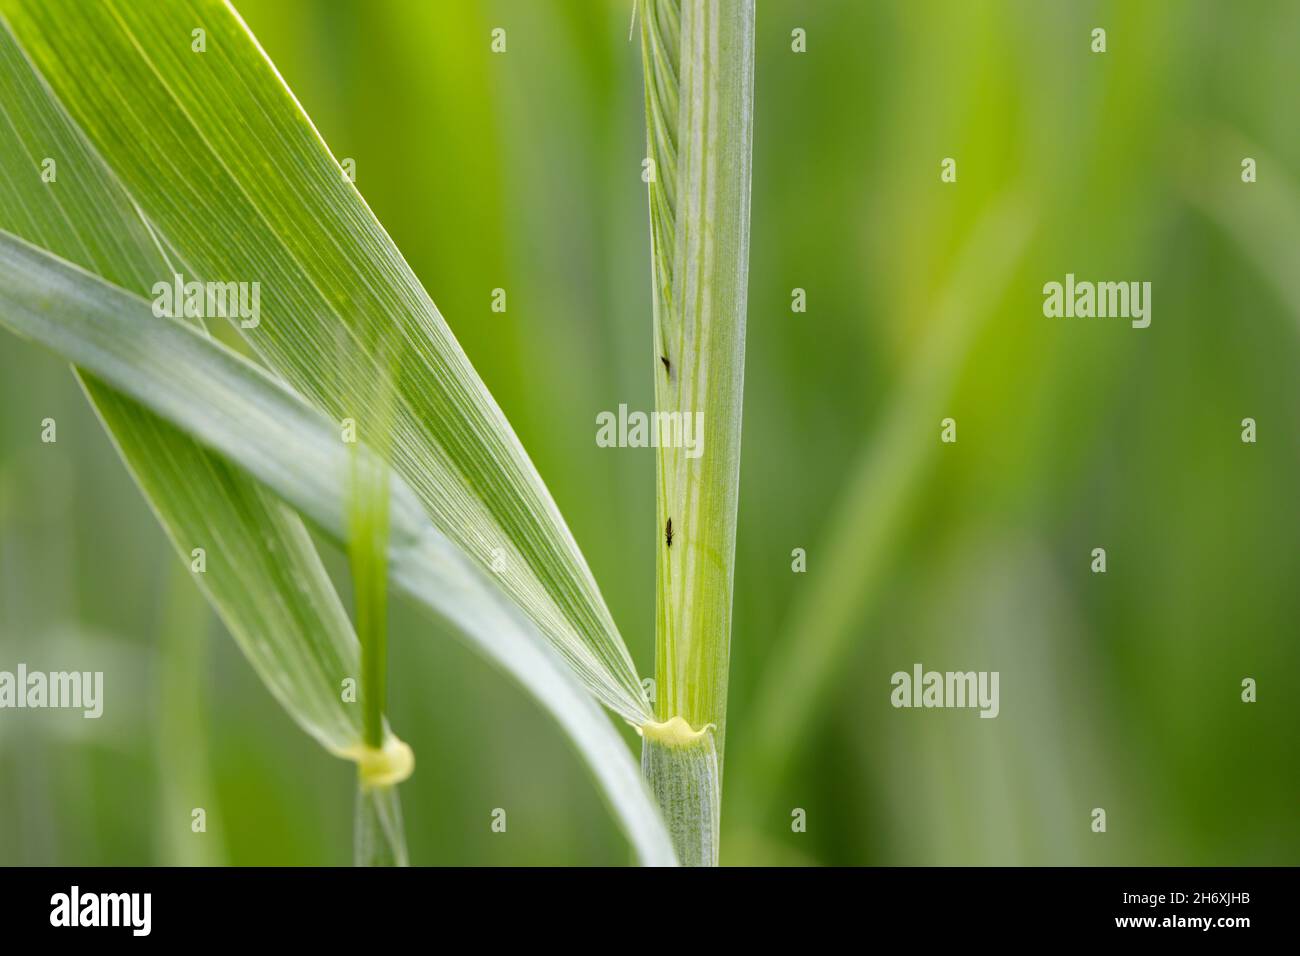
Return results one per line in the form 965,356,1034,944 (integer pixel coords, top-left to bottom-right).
0,0,673,865
2,0,1298,868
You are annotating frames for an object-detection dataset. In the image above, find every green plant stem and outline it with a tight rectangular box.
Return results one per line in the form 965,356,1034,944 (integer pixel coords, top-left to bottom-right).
640,725,719,867
350,449,391,751
347,341,401,858
639,0,754,865
354,782,408,867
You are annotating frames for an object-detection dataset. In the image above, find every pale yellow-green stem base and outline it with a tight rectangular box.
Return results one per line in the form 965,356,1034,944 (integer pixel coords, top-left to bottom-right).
340,735,415,789
639,717,720,866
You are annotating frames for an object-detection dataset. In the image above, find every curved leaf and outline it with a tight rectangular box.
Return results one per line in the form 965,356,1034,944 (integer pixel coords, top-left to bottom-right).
0,234,677,865
0,14,372,759
0,0,650,725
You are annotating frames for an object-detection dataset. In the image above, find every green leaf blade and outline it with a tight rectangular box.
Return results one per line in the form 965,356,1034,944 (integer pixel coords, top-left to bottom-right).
86,379,366,755
1,0,650,725
0,235,676,865
0,11,377,761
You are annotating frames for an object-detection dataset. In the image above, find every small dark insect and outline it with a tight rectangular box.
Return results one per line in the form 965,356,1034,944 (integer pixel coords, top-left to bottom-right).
660,355,671,374
665,517,674,547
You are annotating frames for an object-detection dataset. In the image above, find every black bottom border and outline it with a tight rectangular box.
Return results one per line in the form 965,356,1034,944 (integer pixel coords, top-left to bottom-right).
0,866,1288,940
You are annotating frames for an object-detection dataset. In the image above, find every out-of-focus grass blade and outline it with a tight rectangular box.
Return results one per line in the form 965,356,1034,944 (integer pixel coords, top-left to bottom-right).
155,561,225,867
0,234,677,865
739,200,1034,799
0,0,649,726
1182,133,1300,335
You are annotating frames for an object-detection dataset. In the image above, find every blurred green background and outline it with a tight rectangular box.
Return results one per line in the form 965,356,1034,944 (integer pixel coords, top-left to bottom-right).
1,0,1297,865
